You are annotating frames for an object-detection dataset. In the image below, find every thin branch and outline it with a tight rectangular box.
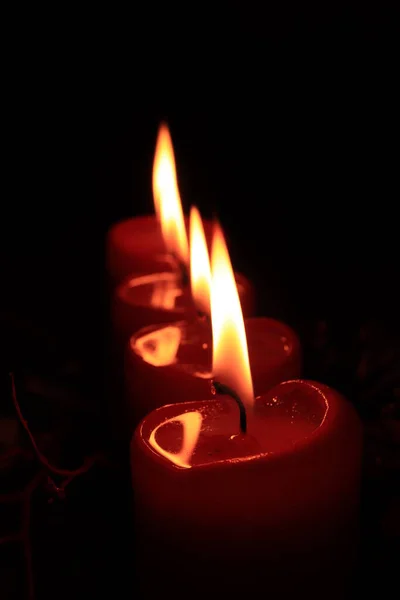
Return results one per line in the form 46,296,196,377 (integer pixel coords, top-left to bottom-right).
9,373,101,478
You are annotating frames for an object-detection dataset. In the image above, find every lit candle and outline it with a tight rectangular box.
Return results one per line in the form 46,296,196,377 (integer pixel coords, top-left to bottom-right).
106,123,213,285
124,223,300,428
131,380,362,598
130,232,363,598
112,207,254,354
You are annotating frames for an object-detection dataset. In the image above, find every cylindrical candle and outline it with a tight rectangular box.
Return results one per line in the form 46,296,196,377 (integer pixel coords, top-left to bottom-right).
107,215,167,284
131,379,362,599
124,317,300,429
106,215,214,287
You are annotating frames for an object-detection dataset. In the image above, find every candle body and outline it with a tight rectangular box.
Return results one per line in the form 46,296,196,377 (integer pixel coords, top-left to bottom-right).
131,380,362,599
112,270,254,353
107,215,213,286
125,317,301,430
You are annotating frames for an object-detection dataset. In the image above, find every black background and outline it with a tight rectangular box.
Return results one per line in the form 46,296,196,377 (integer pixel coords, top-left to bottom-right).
1,3,399,599
3,2,399,367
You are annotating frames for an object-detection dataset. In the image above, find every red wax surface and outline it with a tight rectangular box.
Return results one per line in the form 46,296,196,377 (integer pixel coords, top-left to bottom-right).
125,317,301,430
106,215,214,286
112,270,254,352
131,380,363,598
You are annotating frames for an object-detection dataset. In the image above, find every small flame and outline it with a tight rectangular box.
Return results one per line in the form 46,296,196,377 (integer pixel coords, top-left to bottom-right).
189,206,212,315
152,123,189,265
149,411,203,469
210,223,254,408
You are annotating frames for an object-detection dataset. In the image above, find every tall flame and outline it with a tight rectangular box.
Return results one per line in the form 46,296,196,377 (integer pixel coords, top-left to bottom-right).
210,223,254,408
152,123,189,265
189,206,212,315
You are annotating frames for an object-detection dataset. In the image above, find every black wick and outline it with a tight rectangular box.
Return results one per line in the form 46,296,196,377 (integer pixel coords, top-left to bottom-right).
211,380,247,434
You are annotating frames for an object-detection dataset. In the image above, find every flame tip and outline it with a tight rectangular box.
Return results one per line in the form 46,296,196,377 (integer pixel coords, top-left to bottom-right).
152,121,189,264
190,206,211,315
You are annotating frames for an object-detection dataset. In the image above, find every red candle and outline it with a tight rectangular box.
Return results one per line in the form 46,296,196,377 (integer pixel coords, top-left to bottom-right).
107,214,213,287
124,223,299,429
131,379,362,598
107,214,170,285
112,209,254,352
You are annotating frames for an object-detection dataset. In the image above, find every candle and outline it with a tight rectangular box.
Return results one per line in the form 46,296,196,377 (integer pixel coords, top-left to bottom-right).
106,123,213,285
112,209,254,353
131,379,362,598
124,223,299,429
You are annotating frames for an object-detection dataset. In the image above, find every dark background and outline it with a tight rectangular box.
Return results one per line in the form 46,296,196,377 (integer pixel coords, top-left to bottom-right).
1,3,399,599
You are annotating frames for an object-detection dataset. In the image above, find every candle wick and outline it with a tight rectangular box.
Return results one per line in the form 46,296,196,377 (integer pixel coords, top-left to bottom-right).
211,380,247,434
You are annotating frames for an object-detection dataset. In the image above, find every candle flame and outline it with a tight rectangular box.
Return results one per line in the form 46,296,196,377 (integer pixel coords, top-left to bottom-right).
149,411,203,468
189,206,212,315
152,123,189,265
210,223,254,408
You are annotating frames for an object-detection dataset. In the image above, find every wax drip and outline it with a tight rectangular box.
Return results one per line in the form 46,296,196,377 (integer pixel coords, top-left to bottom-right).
211,380,247,434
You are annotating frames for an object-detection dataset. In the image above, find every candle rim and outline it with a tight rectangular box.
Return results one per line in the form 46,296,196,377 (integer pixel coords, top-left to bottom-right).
118,269,251,312
129,316,300,386
130,316,299,357
133,379,359,472
116,271,189,314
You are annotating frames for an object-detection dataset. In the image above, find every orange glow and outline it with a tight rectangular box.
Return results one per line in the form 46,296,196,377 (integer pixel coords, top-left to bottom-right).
149,275,182,310
189,206,212,315
149,411,203,468
210,223,254,408
152,123,189,265
134,325,182,367
124,272,182,310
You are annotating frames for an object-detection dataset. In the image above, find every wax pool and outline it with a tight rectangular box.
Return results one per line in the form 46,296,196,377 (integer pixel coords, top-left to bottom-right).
124,317,301,429
131,379,362,599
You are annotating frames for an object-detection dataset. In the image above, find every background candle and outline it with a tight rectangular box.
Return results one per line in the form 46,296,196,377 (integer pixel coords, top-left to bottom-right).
106,214,213,287
131,379,362,599
107,214,174,284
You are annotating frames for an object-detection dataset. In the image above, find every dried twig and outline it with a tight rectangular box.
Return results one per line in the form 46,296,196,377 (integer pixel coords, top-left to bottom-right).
10,372,102,479
0,373,109,600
